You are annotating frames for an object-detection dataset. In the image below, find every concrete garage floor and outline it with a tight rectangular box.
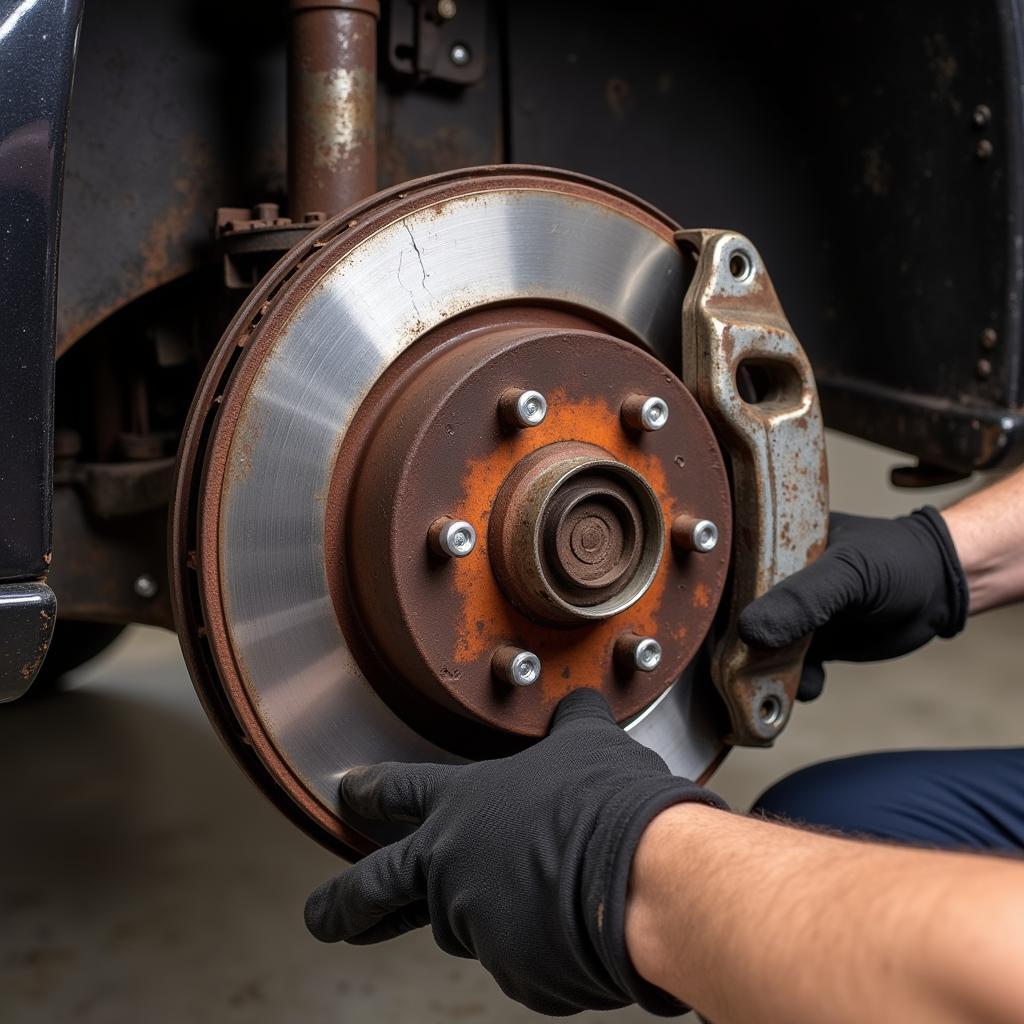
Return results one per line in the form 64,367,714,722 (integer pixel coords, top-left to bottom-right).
2,433,1022,1023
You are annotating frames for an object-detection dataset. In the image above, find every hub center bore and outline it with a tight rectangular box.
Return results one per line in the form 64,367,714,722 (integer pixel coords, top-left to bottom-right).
489,442,665,624
546,481,640,592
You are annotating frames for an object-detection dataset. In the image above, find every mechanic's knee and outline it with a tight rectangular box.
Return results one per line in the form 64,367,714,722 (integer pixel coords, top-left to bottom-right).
752,754,892,837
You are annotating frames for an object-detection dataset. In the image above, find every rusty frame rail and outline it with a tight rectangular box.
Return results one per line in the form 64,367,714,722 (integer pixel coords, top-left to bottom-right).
679,229,829,746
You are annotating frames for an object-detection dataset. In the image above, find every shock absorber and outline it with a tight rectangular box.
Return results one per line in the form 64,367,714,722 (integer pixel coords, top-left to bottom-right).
288,0,380,220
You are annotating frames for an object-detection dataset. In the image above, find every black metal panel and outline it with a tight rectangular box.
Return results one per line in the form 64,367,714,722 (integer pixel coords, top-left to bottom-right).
506,0,1024,478
0,0,83,579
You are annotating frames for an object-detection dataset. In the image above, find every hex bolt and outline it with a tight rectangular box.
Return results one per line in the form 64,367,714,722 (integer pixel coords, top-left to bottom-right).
615,634,663,673
428,517,477,558
134,573,159,600
672,515,719,554
621,394,669,432
492,645,542,687
449,42,471,66
499,388,548,428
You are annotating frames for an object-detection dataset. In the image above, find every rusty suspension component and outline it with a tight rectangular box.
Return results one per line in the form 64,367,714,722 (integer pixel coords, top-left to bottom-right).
288,0,380,220
680,229,829,747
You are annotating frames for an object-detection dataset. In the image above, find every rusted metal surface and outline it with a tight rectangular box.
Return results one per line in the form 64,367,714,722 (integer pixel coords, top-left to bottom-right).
341,323,732,737
171,166,730,856
490,442,659,623
288,0,380,220
55,0,503,356
680,229,829,747
216,203,324,290
387,0,487,86
48,485,174,630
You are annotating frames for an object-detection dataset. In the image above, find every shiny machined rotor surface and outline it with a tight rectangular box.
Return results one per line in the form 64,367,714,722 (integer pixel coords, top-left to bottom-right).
171,167,731,857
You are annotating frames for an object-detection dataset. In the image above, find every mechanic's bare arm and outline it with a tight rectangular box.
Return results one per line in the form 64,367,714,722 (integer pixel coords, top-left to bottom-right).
627,802,1024,1024
943,465,1024,613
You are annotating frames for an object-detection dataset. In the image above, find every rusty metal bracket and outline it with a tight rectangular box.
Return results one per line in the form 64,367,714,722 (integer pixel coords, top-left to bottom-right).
387,0,487,86
679,229,829,746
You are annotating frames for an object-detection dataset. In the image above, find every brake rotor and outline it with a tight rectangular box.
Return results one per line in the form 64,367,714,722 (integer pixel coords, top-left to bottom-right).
171,166,738,857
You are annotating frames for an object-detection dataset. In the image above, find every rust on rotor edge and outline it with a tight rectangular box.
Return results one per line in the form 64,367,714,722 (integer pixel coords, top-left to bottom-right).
338,324,733,738
170,167,715,855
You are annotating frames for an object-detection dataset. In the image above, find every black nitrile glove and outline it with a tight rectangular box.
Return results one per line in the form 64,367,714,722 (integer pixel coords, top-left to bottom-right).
305,689,727,1016
738,507,969,701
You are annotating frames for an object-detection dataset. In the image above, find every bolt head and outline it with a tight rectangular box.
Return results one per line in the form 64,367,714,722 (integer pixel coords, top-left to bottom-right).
435,519,477,558
634,637,662,672
692,519,719,553
516,389,547,427
493,646,542,687
643,395,667,428
450,42,471,66
673,516,719,554
510,650,541,686
640,396,669,431
621,394,670,433
133,573,158,599
499,388,548,429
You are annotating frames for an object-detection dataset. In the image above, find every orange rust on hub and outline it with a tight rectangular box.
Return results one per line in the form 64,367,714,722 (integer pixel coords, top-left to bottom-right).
454,394,675,691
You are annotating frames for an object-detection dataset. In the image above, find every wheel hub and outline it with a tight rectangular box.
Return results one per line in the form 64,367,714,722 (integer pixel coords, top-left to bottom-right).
338,321,731,737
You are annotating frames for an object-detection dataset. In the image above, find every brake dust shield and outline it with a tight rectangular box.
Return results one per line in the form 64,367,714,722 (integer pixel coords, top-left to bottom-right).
170,166,827,857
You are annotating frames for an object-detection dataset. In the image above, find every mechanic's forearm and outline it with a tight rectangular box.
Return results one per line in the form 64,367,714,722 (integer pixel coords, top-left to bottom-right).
625,804,1024,1024
942,466,1024,613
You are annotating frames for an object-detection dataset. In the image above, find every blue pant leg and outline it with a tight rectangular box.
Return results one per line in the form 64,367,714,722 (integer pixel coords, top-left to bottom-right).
752,748,1024,852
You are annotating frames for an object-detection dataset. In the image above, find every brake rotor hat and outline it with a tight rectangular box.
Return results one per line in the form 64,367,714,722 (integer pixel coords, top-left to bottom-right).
341,323,732,737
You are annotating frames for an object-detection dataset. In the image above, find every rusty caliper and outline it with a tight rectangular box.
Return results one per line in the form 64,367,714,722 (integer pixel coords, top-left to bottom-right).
680,230,829,745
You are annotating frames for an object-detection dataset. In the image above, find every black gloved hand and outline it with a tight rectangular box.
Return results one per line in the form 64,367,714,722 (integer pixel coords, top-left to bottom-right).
738,507,969,700
305,689,726,1017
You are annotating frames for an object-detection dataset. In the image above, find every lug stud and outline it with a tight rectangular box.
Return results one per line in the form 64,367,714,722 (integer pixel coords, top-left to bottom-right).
428,517,477,558
499,388,548,428
492,645,542,687
615,634,663,673
671,515,719,553
621,394,669,432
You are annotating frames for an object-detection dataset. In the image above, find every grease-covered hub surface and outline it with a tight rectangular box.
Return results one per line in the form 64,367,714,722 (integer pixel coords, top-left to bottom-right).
338,323,731,737
171,166,741,856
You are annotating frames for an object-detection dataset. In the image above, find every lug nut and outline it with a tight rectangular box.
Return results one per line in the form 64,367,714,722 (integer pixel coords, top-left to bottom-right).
672,515,719,553
428,517,477,558
615,634,663,673
499,388,548,428
621,394,669,432
492,645,542,687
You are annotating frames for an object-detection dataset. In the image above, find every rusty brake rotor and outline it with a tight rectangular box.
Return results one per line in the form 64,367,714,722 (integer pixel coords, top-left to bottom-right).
170,166,826,857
